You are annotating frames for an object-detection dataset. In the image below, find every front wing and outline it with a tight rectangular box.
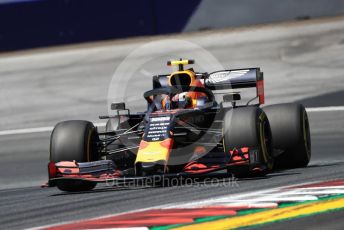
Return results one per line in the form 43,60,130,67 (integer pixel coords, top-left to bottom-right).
46,147,264,187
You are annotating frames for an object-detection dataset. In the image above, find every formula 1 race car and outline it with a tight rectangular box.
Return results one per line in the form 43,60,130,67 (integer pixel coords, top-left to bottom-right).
47,59,311,192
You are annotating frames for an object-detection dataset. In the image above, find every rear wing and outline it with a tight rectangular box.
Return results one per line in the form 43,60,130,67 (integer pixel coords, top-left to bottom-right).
152,67,265,104
205,68,265,104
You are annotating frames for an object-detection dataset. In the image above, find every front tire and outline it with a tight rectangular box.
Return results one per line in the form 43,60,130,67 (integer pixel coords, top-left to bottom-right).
223,107,273,177
50,120,99,192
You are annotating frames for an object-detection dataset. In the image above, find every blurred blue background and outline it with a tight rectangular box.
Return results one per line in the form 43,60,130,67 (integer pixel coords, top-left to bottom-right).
1,0,344,51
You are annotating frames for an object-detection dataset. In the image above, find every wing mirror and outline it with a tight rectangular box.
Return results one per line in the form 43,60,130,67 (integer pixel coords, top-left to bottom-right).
111,102,126,110
223,93,241,102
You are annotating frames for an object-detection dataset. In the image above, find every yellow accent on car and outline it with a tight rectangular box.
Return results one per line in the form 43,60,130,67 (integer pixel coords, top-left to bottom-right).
135,139,173,171
167,59,194,66
168,70,196,87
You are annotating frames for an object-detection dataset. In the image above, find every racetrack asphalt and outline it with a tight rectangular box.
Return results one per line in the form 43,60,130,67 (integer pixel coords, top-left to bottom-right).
0,16,344,229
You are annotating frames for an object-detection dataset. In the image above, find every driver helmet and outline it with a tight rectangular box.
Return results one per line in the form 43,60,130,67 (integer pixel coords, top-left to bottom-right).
162,69,207,109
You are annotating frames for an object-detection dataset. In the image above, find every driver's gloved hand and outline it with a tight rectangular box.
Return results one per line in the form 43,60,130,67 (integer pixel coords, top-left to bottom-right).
164,97,171,110
171,93,193,109
177,95,192,108
184,95,192,108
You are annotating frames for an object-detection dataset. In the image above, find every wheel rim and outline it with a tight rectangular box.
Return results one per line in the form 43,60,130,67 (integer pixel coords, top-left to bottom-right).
86,127,99,162
260,113,273,170
303,110,311,159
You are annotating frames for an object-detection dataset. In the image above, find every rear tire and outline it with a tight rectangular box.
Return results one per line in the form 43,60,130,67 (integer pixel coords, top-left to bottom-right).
223,107,273,177
263,103,311,169
50,120,99,192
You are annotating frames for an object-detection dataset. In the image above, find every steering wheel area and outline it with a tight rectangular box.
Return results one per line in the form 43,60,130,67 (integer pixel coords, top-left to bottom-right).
143,86,215,112
144,86,214,104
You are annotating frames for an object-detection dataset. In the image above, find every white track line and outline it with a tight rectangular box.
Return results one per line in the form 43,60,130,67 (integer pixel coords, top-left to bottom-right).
0,106,342,136
0,126,53,136
306,106,344,112
0,122,106,136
